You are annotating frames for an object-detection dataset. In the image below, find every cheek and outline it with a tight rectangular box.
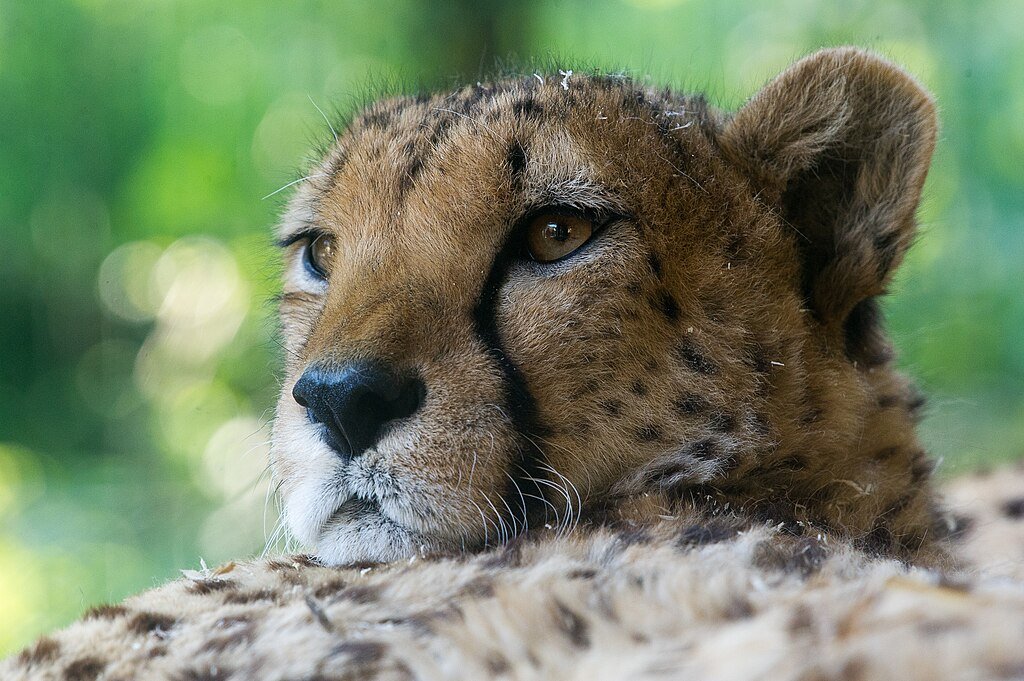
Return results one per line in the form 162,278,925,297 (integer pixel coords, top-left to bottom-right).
497,233,673,490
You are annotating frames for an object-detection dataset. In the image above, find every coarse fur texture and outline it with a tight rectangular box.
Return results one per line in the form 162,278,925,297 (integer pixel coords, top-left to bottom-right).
271,47,946,566
3,465,1024,680
9,47,1023,680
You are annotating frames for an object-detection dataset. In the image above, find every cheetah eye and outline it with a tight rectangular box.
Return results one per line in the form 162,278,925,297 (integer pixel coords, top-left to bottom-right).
304,233,336,279
524,212,595,263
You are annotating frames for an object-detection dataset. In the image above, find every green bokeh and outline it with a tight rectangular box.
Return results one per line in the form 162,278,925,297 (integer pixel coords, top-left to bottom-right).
1,0,1021,655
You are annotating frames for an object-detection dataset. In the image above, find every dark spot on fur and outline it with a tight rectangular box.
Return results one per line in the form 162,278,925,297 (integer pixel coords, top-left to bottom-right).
789,605,815,634
677,522,737,548
861,525,895,554
675,339,717,374
333,640,387,666
630,380,648,396
647,254,662,277
338,585,381,604
873,446,900,462
877,394,901,408
512,97,543,119
313,578,348,600
507,140,527,178
17,637,60,666
127,611,177,636
83,604,128,620
745,345,772,373
200,617,255,654
554,600,591,648
724,596,755,619
63,657,105,681
599,399,622,416
290,554,320,567
458,576,495,599
654,290,680,321
909,451,934,484
487,652,511,674
1001,497,1024,519
907,389,927,420
751,412,771,435
686,437,718,461
636,424,662,442
360,109,393,129
753,537,827,577
186,578,237,595
674,392,707,415
567,568,597,580
223,588,276,605
708,410,737,433
617,526,652,546
752,502,803,535
265,559,295,572
480,539,523,569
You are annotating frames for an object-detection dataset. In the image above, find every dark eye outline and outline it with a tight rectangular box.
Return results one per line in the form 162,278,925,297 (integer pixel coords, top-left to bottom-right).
516,205,624,265
276,231,333,282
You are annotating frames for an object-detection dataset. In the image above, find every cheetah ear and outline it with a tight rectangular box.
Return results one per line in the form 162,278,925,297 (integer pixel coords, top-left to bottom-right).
720,48,937,353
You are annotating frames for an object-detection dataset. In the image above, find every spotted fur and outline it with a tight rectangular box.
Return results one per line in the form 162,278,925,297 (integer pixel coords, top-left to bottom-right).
4,466,1024,680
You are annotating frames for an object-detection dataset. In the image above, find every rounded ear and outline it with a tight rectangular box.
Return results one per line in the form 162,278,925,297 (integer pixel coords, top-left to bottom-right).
720,48,937,358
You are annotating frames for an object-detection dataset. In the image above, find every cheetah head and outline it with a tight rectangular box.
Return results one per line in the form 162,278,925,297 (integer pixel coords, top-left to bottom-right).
271,48,939,564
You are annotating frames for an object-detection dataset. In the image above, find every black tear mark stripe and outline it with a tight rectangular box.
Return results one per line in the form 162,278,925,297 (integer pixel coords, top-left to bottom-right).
472,238,551,529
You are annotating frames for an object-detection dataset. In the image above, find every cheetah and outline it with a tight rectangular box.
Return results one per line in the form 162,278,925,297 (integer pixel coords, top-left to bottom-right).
6,48,1024,680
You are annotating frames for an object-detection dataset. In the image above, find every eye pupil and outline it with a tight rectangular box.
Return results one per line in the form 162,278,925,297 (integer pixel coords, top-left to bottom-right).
543,221,571,242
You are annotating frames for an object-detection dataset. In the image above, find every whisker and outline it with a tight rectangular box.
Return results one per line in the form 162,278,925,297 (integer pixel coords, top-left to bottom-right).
308,94,339,142
261,172,329,200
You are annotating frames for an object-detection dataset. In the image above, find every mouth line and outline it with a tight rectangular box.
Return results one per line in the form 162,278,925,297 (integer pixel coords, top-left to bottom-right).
331,495,412,537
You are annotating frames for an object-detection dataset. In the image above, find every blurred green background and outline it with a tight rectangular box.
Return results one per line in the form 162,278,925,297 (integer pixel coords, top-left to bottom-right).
1,0,1022,655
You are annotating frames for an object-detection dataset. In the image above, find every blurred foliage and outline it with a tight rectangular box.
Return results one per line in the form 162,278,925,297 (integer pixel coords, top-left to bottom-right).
1,0,1022,656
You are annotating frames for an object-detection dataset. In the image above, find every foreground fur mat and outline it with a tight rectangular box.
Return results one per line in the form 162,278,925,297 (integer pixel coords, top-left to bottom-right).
5,465,1024,681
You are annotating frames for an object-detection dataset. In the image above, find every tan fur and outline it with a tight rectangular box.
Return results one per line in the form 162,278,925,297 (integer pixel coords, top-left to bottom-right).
4,467,1024,680
271,48,946,566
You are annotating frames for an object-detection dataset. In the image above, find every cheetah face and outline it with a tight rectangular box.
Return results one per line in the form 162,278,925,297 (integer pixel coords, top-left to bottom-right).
271,49,937,564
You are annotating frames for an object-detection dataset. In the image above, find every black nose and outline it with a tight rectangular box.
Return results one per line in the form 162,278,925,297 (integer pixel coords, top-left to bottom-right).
292,361,425,459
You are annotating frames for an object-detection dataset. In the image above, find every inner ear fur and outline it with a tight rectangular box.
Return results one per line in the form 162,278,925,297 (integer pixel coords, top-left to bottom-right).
720,48,937,363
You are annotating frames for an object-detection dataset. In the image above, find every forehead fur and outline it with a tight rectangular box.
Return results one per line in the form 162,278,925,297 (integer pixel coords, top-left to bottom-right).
281,73,720,242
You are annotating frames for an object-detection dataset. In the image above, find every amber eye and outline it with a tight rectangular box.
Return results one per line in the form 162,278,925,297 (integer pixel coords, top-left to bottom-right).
524,213,595,263
304,233,336,279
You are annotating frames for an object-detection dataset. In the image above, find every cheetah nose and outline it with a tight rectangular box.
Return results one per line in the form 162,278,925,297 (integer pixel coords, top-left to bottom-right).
291,361,425,460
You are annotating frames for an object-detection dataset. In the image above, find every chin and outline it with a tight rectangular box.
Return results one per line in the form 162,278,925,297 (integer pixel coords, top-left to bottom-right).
311,499,457,565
